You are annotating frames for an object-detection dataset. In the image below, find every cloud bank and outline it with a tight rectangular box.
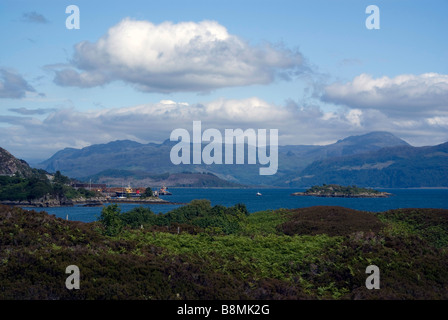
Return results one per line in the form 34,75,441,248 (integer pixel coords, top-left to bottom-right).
2,94,447,161
322,73,448,114
54,18,305,93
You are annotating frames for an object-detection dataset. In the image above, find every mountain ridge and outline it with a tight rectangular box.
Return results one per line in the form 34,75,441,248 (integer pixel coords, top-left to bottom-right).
288,141,448,188
34,131,434,187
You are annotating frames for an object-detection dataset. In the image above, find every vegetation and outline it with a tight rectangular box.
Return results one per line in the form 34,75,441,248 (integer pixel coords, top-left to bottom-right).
98,200,250,236
1,203,448,300
142,187,153,198
0,171,99,202
292,184,390,197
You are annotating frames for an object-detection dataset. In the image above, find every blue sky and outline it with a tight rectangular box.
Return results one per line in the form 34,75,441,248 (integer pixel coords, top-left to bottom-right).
1,0,447,161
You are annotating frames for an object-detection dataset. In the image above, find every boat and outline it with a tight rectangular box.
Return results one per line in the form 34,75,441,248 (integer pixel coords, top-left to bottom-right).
159,186,172,195
115,183,141,198
256,192,262,196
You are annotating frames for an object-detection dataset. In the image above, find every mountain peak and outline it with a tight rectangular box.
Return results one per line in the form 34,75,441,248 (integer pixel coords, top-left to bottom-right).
336,131,410,147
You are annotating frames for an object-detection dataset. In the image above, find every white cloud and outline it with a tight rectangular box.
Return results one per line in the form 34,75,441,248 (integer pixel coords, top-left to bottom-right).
426,116,448,126
0,97,365,159
2,96,447,161
322,73,448,113
346,109,363,127
53,18,304,93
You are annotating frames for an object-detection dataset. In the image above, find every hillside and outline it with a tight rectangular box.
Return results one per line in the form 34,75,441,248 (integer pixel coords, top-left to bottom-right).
287,142,448,188
0,147,34,178
86,170,243,188
36,131,417,187
0,146,101,205
1,203,448,299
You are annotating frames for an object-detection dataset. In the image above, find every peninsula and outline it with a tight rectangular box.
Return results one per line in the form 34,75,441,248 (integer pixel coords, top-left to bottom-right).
291,184,392,198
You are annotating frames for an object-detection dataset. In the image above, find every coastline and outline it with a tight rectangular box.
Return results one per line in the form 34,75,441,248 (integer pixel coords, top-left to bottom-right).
0,196,185,208
290,192,392,198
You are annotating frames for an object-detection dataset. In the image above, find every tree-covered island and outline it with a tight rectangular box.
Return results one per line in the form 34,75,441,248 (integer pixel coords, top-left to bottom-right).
291,184,392,198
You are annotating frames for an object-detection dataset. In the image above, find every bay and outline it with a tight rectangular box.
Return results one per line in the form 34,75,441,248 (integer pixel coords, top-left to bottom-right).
22,188,448,223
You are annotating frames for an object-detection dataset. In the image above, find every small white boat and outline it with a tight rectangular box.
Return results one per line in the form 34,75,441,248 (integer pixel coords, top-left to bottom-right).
256,192,262,196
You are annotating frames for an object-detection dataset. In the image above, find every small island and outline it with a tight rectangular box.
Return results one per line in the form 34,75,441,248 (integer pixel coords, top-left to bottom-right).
291,184,392,198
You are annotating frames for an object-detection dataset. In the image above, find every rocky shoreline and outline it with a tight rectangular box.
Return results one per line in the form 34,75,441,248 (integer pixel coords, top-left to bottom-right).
0,195,183,207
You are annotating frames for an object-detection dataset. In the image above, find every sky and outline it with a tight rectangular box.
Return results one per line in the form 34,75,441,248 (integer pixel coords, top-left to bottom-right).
0,0,447,163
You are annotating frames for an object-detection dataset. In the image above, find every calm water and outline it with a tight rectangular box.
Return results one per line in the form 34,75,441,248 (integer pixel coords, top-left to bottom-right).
22,188,448,223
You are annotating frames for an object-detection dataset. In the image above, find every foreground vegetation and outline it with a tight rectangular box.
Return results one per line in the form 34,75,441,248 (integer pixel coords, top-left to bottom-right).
1,201,447,299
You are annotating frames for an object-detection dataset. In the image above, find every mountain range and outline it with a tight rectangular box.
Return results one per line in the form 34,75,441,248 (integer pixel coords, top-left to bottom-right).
35,131,448,188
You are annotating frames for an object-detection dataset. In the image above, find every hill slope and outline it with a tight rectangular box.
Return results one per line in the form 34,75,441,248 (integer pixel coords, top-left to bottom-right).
0,147,34,177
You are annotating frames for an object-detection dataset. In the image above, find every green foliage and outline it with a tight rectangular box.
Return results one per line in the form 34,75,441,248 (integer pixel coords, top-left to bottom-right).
0,173,98,201
53,171,71,185
0,175,52,201
143,187,153,198
99,200,250,236
98,204,124,236
241,209,291,236
1,204,448,300
306,184,380,195
158,200,250,235
121,206,156,229
376,208,448,248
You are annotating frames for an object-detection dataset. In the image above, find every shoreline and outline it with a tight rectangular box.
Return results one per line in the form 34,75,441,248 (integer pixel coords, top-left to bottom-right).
290,192,392,198
0,197,186,208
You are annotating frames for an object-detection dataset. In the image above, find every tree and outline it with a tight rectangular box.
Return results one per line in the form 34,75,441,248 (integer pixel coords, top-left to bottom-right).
54,171,70,185
143,187,153,198
99,204,123,236
121,206,156,228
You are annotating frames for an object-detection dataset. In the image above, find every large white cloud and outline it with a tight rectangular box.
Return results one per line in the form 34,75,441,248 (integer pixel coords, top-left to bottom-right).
54,18,304,93
322,73,448,113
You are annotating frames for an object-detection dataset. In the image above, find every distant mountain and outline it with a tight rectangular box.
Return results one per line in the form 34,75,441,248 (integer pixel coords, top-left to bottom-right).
85,169,243,188
275,131,410,183
0,147,34,178
36,131,443,188
286,142,448,188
